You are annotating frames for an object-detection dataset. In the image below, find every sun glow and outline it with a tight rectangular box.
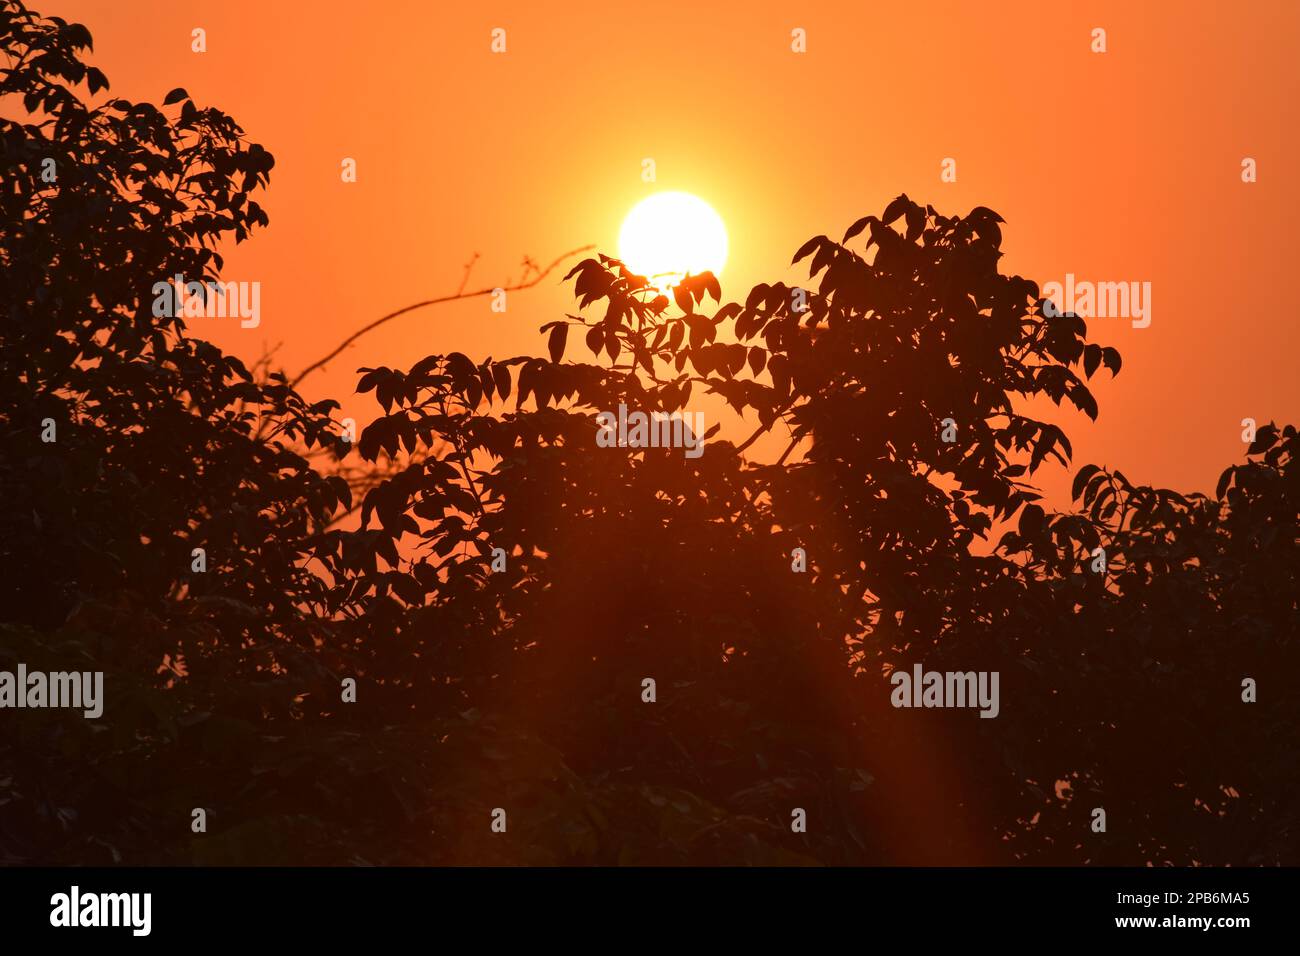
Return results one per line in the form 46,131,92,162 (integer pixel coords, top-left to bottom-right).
618,191,728,291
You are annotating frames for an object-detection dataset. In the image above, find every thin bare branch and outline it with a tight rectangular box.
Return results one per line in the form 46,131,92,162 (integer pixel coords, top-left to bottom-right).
290,244,596,389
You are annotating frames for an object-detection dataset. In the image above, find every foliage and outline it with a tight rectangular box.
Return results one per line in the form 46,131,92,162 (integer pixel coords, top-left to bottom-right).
0,0,354,862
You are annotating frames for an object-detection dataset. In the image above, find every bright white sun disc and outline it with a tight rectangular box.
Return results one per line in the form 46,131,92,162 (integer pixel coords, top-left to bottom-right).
618,191,728,288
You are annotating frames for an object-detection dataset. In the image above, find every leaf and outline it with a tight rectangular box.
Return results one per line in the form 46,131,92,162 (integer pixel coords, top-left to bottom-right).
1071,464,1102,502
1070,383,1099,421
686,315,709,352
446,351,477,388
1215,467,1234,500
769,354,791,400
714,302,743,327
1101,346,1122,376
792,236,822,265
673,283,693,314
703,271,721,302
842,216,873,244
563,259,592,282
968,205,1005,224
1018,503,1045,537
881,195,909,225
1030,424,1064,473
547,323,568,364
163,87,189,105
86,67,108,95
667,320,685,354
904,205,925,243
1083,343,1102,379
515,361,535,408
492,363,511,400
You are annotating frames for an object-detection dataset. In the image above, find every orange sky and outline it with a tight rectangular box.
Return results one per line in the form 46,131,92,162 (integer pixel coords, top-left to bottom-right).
56,0,1299,502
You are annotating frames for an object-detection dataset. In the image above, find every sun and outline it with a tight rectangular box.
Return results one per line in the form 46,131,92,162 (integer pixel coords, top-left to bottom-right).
618,191,728,291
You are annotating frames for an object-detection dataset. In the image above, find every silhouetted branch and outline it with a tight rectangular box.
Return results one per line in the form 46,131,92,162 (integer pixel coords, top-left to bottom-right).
290,244,596,389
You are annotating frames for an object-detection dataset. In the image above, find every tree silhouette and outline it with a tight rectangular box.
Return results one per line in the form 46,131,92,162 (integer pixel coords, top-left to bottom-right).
1,2,355,862
1,1,1295,865
335,196,1298,864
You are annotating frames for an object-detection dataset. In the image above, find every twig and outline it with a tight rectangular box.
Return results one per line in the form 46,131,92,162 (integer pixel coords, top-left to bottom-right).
457,253,480,295
735,397,797,455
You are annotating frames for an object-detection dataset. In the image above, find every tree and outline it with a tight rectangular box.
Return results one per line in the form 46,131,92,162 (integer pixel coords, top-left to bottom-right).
1,1,356,862
340,193,1297,864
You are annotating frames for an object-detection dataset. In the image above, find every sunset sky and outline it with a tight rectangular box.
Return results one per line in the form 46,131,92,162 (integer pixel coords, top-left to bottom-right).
58,0,1299,502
